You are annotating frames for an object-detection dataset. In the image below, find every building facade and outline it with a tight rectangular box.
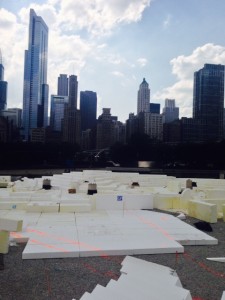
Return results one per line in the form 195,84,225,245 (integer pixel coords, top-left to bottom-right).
57,74,68,96
62,75,81,145
50,95,68,132
80,91,97,131
126,113,140,142
22,9,49,141
0,51,7,111
68,75,78,109
137,78,150,114
144,112,163,141
162,99,179,123
193,64,225,142
96,108,114,149
150,103,160,114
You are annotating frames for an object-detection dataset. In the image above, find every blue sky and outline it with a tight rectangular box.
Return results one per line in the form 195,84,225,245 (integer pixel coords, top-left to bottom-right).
1,0,225,121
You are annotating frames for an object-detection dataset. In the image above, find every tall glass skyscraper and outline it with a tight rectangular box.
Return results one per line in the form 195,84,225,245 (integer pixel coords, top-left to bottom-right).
57,74,68,96
80,91,97,131
22,9,49,141
0,50,7,111
137,78,150,114
193,64,225,141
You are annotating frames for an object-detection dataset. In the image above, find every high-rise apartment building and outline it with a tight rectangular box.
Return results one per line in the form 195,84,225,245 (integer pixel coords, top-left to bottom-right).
162,99,179,123
126,113,139,141
50,95,68,131
96,108,114,149
22,9,49,141
137,78,150,114
144,113,163,141
57,74,68,96
80,91,97,131
0,50,7,111
193,64,225,141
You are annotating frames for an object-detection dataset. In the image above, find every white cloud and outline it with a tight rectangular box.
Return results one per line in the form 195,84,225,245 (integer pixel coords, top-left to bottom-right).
54,0,152,36
112,71,125,77
137,57,148,67
153,43,225,118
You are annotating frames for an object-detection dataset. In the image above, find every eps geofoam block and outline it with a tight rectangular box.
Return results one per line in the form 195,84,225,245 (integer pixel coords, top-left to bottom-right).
0,218,23,232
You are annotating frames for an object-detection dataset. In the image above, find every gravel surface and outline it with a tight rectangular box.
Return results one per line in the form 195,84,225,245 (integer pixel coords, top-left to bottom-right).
0,213,224,300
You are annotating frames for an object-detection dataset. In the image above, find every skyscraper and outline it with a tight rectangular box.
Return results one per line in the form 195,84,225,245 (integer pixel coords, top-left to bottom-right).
162,99,179,123
0,50,7,111
80,91,97,131
96,108,114,149
22,9,49,141
62,74,81,145
50,95,68,131
68,75,78,108
193,64,225,141
0,50,4,81
57,74,68,96
137,78,150,114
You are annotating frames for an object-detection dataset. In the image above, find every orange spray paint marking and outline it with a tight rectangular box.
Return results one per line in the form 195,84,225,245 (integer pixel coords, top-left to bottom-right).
183,252,225,280
30,239,69,253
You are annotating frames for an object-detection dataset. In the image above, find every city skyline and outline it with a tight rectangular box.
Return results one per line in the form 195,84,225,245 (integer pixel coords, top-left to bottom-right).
1,0,225,122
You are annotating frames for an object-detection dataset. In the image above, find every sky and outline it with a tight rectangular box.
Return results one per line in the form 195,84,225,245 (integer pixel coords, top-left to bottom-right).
1,0,225,122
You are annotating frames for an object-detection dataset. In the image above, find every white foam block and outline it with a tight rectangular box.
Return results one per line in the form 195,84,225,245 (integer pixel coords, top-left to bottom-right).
18,210,217,260
207,257,225,262
22,242,80,259
221,291,225,300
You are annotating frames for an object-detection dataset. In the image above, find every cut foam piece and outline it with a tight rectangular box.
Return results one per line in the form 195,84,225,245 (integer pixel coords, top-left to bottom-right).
221,291,225,300
90,284,132,300
120,262,181,287
119,256,191,299
107,275,191,300
188,200,217,223
80,292,93,300
0,218,23,231
121,255,178,276
207,257,225,262
0,230,9,253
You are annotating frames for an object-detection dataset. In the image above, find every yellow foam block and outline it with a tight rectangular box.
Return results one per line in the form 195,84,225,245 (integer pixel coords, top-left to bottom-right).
172,196,181,209
179,198,189,210
188,200,217,223
0,218,23,232
153,195,173,209
204,199,225,216
0,231,9,254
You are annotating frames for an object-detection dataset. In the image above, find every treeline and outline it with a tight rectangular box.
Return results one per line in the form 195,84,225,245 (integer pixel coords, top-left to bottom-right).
1,134,225,170
110,134,225,169
0,142,80,169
